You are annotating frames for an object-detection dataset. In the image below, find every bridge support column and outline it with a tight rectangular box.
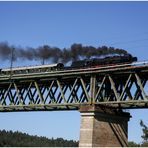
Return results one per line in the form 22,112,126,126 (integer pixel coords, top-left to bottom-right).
79,105,131,147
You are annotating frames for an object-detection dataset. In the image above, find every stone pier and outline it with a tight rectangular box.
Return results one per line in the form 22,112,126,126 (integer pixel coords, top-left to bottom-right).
79,105,131,147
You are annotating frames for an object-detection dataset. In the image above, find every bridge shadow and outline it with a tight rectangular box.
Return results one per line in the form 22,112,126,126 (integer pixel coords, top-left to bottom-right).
108,121,128,146
92,108,130,147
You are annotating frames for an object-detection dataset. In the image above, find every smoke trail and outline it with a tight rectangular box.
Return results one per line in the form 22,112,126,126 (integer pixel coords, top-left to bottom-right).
0,42,129,64
0,42,12,60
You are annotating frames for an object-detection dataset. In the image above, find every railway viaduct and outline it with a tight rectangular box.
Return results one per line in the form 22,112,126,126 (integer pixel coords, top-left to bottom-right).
0,62,148,147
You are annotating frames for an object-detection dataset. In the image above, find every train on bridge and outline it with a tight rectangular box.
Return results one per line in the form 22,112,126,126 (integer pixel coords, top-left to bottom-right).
0,54,137,75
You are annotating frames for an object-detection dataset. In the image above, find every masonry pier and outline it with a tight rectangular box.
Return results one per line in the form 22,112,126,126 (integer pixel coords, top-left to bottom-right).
79,105,131,147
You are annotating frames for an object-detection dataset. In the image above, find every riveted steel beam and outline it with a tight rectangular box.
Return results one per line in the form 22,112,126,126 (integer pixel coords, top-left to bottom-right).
80,77,90,102
108,75,119,101
119,74,132,101
135,73,147,100
90,75,96,103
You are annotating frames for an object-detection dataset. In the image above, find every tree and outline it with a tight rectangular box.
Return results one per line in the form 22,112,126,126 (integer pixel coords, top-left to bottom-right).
128,120,148,147
128,141,140,147
140,120,148,147
140,120,148,142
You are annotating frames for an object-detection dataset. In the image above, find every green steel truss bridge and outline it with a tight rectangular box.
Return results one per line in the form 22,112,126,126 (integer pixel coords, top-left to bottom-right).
0,62,148,112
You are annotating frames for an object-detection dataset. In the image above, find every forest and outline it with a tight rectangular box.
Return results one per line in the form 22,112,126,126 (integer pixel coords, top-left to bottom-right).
0,130,78,147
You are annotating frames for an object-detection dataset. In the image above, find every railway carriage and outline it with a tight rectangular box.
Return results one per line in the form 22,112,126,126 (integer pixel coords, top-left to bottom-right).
1,63,64,75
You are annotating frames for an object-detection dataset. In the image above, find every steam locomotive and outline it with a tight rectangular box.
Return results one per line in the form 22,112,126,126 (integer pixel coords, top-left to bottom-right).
0,54,137,75
71,54,137,68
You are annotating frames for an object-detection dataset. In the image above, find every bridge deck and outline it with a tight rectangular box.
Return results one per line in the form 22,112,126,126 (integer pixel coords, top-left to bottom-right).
0,62,148,112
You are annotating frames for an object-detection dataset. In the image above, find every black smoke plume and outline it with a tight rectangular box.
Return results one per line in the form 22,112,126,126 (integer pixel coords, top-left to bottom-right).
0,42,129,64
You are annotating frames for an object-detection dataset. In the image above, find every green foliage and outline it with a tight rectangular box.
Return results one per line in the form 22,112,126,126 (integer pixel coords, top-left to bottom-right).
0,130,78,147
128,141,140,147
128,120,148,147
140,120,148,142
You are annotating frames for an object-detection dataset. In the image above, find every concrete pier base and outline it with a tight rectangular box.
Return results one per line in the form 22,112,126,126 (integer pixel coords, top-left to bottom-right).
79,105,131,147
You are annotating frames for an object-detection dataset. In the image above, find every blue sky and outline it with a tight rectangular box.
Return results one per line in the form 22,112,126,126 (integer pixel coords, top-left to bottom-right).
0,1,148,143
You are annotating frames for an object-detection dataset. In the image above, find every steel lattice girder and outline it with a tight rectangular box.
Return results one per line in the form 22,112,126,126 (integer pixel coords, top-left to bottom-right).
0,68,148,111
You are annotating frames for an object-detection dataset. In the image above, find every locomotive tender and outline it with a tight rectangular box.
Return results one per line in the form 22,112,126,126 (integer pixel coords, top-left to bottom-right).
0,54,137,75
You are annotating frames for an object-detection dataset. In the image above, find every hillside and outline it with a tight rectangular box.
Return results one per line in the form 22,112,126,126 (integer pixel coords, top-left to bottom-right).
0,130,78,147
